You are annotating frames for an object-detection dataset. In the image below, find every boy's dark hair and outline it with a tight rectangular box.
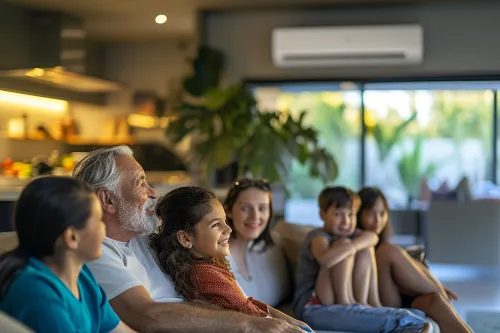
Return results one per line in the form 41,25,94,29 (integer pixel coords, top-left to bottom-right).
318,186,359,212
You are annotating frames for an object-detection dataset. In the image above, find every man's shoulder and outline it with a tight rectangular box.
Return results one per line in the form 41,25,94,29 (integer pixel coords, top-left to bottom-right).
128,234,152,251
100,237,128,261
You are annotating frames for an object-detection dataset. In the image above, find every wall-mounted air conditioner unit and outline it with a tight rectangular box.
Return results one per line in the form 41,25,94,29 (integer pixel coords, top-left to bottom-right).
272,24,423,68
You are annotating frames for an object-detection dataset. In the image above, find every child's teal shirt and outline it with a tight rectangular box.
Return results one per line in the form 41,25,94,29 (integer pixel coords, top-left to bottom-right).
0,257,119,333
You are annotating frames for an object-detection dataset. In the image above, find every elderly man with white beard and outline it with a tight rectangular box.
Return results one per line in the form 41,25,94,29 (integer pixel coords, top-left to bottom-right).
73,145,303,333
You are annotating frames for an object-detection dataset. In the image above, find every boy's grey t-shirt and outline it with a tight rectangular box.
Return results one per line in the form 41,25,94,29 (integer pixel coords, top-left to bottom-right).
292,228,334,319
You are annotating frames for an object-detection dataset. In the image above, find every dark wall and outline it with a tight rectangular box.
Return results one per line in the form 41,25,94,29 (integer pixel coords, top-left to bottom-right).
0,4,31,71
204,1,500,82
0,3,106,103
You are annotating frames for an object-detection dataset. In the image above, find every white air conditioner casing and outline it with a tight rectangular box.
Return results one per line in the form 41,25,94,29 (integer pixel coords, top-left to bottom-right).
272,24,423,68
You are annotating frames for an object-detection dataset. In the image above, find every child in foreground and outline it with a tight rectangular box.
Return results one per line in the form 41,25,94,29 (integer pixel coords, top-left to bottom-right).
292,186,430,333
312,187,382,307
150,186,314,332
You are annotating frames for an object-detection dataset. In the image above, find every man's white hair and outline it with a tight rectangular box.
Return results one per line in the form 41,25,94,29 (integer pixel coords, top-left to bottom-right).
72,145,134,193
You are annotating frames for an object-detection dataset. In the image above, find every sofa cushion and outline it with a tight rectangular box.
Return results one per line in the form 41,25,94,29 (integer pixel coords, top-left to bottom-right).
0,232,17,254
0,230,440,333
271,221,314,273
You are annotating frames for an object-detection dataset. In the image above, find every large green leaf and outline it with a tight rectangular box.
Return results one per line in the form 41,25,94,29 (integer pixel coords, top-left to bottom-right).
236,112,338,186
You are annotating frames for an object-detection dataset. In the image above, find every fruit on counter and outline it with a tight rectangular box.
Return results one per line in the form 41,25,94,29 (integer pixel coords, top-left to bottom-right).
3,161,32,178
17,163,32,179
2,158,32,178
61,155,75,172
2,158,13,170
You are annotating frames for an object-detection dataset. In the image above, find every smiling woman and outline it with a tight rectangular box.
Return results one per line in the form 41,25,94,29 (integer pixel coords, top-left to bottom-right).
224,178,292,307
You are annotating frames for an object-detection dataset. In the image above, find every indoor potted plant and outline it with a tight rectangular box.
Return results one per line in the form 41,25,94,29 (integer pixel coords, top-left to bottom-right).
166,45,338,187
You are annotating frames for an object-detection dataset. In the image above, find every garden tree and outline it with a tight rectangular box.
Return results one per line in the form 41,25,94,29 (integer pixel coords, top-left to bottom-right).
423,90,493,179
398,135,437,201
278,92,359,198
368,107,417,162
426,90,492,140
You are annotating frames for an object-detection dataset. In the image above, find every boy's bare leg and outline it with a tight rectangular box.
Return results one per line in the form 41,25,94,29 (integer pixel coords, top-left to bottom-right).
315,267,335,305
352,248,371,305
366,247,383,307
330,253,356,305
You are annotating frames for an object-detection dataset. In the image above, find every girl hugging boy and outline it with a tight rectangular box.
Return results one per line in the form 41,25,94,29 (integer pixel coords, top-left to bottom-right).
312,187,382,307
150,186,314,332
293,186,430,333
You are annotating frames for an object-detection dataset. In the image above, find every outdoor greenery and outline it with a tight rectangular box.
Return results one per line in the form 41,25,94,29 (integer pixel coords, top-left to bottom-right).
275,92,360,198
270,89,492,202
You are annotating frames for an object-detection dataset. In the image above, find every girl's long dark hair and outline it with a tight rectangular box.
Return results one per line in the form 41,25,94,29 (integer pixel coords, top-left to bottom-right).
150,186,226,301
223,178,274,252
357,187,393,245
0,176,94,296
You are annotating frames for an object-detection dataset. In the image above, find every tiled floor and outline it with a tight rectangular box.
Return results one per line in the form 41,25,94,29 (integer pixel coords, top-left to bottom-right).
430,263,500,332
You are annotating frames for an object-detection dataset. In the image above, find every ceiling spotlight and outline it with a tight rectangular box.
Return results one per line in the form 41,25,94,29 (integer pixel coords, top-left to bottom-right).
155,14,167,24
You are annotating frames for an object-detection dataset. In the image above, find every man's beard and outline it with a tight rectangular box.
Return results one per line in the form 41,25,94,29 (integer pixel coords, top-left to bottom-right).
118,197,159,235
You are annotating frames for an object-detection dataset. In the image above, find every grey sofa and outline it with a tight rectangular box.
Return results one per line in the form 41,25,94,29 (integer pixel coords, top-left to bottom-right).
427,199,500,266
0,229,439,333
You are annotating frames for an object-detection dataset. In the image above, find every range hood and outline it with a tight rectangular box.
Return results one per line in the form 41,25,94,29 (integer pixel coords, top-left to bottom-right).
0,11,120,93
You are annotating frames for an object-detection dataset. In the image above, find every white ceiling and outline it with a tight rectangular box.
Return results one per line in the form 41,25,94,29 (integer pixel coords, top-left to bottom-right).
6,0,455,41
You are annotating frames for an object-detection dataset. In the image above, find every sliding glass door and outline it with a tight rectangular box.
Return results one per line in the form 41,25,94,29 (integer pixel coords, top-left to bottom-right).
364,82,494,208
250,80,498,225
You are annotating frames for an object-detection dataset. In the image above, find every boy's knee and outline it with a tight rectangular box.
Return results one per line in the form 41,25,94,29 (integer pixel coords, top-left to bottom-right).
335,238,352,245
355,247,374,263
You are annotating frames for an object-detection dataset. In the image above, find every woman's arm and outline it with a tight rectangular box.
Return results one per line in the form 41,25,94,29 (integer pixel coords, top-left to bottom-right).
310,235,356,268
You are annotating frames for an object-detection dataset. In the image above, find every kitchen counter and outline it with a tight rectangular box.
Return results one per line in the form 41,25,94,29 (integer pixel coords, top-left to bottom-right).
0,187,23,201
0,177,29,201
0,183,230,202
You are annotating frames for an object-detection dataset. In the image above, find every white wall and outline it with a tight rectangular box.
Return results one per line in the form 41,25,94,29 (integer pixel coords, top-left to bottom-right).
105,41,194,116
103,41,197,174
204,1,500,82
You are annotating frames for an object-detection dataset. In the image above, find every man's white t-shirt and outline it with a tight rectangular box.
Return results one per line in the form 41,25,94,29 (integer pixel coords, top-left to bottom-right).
87,235,182,303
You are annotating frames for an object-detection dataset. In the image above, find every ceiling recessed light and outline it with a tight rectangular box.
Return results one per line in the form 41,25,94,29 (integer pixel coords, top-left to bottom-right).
155,14,167,24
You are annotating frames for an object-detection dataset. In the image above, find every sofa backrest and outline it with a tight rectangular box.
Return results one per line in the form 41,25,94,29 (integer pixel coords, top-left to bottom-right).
427,199,500,266
0,232,17,254
271,221,315,273
1,221,314,267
